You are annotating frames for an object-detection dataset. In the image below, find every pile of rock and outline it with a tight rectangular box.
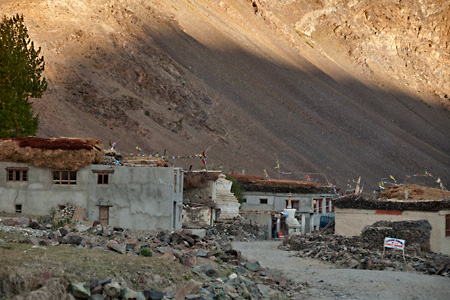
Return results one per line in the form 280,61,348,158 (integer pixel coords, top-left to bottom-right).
56,203,77,219
68,279,166,300
27,262,292,300
282,233,450,277
359,220,431,250
1,219,294,299
209,216,268,242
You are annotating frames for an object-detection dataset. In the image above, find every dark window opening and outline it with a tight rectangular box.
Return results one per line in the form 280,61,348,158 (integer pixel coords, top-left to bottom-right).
285,200,300,209
242,198,247,203
6,168,28,182
53,170,77,185
97,174,109,184
446,214,450,237
260,198,268,204
174,170,178,192
15,204,22,213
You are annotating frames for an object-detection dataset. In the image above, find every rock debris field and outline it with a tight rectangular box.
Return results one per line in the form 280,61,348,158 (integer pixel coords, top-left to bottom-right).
0,216,294,299
233,240,450,300
1,215,450,299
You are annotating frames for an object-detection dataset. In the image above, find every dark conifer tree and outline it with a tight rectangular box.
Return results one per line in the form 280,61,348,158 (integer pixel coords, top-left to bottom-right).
0,14,47,137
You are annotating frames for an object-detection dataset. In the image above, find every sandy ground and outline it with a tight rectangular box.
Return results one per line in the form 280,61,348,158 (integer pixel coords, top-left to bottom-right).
233,240,450,300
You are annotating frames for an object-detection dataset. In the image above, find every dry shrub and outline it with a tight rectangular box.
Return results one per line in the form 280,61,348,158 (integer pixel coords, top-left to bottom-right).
0,137,103,170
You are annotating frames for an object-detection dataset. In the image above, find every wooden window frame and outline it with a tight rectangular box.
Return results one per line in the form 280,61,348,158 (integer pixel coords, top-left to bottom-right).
446,214,450,237
174,170,178,192
52,170,77,185
325,198,332,213
97,173,109,185
178,170,183,193
285,200,300,209
6,167,28,182
92,169,113,185
313,198,322,213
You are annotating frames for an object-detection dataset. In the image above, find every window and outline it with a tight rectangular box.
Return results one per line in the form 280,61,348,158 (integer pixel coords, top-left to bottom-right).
174,170,178,192
285,200,299,209
325,198,332,212
313,198,322,213
178,170,183,193
15,204,22,213
446,214,450,237
53,170,77,185
92,169,113,185
6,167,28,182
242,198,247,203
260,198,268,204
97,173,109,184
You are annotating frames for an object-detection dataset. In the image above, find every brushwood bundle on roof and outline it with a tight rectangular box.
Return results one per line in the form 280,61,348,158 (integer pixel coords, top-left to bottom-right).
230,174,335,194
380,184,450,200
184,170,221,190
122,157,166,167
335,194,450,212
0,137,103,170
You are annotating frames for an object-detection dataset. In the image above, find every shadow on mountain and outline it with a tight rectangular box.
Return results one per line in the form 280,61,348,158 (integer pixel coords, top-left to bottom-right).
49,15,450,191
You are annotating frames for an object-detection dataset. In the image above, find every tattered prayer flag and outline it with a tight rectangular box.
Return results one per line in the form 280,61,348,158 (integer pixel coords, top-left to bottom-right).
275,160,280,169
437,177,442,183
136,146,142,152
390,175,396,182
199,151,207,165
263,169,269,179
305,174,311,181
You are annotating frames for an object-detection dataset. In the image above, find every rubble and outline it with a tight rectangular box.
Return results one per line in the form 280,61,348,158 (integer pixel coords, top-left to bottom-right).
281,220,450,277
208,216,268,241
0,216,289,299
56,203,77,219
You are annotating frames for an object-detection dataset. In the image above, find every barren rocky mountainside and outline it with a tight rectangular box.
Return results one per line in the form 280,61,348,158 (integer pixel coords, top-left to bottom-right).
1,0,449,189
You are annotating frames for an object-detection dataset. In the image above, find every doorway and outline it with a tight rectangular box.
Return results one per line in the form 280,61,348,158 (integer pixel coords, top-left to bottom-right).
99,206,110,226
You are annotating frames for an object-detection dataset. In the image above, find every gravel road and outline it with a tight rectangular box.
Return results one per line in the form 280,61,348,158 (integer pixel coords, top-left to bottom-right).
232,240,450,300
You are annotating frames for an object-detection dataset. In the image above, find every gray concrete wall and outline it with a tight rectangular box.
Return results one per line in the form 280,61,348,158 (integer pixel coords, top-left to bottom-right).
0,162,89,215
241,192,334,212
0,162,183,231
335,208,450,255
87,165,178,231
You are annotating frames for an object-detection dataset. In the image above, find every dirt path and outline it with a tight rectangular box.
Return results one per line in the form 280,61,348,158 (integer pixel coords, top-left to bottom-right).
233,240,450,300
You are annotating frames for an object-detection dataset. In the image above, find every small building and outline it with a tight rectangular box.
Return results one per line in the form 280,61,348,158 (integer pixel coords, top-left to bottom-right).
334,194,450,255
231,174,337,237
182,171,240,228
0,137,183,231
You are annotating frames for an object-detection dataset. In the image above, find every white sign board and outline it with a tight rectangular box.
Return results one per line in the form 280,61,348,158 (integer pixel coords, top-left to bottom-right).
382,237,406,262
384,237,405,250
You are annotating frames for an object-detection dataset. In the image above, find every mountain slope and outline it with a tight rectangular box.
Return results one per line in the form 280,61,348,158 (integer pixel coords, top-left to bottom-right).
1,0,449,189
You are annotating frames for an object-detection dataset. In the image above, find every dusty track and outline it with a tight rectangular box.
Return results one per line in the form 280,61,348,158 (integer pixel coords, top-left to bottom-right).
233,240,450,300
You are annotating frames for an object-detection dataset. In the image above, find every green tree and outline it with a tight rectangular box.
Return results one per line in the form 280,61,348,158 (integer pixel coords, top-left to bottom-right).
0,14,47,138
